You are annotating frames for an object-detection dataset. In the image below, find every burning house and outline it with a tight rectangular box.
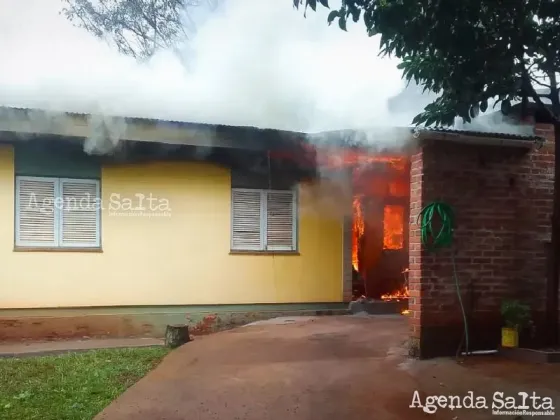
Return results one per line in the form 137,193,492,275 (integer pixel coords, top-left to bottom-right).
0,106,557,359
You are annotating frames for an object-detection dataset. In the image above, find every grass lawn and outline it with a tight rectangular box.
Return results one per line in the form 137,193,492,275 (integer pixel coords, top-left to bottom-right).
0,347,169,420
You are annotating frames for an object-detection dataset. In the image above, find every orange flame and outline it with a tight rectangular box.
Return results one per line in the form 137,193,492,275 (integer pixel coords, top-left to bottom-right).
348,153,409,299
338,153,407,171
401,309,411,315
388,179,409,197
352,196,364,271
383,205,404,250
381,286,409,301
381,268,410,300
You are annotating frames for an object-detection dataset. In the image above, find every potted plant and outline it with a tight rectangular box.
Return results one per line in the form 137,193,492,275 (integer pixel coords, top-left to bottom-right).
501,299,531,348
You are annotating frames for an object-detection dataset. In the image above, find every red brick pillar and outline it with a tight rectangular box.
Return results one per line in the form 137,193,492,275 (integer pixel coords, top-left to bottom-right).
408,140,510,359
410,126,556,358
408,151,423,356
531,124,556,344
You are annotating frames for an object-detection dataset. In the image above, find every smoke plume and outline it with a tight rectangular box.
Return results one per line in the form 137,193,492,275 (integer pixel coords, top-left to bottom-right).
0,0,408,133
0,0,533,152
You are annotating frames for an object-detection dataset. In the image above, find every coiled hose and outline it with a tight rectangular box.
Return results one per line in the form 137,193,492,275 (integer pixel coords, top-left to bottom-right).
417,202,470,356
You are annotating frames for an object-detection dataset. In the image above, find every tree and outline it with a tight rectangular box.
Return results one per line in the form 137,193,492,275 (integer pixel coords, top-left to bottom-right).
62,0,222,59
294,0,560,344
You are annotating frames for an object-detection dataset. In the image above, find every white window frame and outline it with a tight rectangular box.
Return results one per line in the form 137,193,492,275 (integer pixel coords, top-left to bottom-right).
231,187,298,252
15,176,101,249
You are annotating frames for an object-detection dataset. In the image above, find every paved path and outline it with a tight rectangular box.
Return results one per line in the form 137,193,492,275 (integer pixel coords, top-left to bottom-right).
0,337,163,358
96,315,560,420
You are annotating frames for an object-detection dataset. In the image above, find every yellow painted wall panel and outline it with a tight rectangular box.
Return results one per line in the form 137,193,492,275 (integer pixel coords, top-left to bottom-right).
0,148,343,308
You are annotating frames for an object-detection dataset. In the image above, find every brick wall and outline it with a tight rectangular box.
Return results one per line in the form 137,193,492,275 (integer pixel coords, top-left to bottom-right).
410,127,555,358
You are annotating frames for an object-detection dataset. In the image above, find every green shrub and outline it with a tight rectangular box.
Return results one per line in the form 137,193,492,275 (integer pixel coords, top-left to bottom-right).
501,300,531,330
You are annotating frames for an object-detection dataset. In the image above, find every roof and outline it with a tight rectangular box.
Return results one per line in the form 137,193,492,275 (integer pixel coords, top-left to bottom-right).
420,127,543,141
0,106,307,153
0,106,546,152
412,126,545,149
0,105,307,137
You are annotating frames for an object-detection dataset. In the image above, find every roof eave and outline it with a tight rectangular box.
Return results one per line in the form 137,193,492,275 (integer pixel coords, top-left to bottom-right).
418,130,543,149
0,107,303,152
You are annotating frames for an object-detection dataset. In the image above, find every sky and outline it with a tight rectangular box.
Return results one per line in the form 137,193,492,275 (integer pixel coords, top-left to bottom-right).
0,0,435,133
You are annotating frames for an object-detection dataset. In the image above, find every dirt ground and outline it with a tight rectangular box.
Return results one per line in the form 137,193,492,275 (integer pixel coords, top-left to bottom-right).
96,315,560,420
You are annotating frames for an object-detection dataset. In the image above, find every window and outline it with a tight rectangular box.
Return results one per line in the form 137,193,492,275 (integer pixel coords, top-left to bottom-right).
15,176,101,249
231,188,297,252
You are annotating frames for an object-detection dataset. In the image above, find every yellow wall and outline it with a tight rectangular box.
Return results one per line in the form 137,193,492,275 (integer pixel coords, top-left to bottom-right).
0,145,344,308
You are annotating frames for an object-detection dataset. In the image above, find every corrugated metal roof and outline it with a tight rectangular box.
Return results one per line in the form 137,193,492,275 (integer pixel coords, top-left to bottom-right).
0,106,307,136
0,106,546,144
423,126,543,141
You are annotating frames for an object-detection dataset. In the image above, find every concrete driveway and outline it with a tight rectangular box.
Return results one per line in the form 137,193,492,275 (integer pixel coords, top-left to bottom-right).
96,315,560,420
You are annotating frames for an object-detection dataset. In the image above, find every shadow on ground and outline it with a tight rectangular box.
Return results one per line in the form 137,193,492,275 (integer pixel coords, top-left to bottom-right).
96,315,560,420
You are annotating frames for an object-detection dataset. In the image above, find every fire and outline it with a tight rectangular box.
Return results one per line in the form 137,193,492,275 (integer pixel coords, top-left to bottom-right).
383,205,404,250
352,196,365,271
401,309,411,315
381,268,410,300
380,286,409,301
388,179,409,197
317,151,407,171
349,153,409,298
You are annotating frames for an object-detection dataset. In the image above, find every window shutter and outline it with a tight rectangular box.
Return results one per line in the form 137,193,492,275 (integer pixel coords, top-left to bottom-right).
16,177,58,247
231,189,263,250
60,179,100,247
266,191,295,251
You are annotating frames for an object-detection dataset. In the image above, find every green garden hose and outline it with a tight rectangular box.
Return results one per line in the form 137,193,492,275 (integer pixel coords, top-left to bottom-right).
417,202,470,356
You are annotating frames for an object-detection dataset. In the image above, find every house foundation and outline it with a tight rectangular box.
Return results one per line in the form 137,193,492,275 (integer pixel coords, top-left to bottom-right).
0,303,349,341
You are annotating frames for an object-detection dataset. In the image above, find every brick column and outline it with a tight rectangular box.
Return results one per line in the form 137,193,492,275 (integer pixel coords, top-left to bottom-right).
408,150,423,355
522,124,555,344
411,128,556,358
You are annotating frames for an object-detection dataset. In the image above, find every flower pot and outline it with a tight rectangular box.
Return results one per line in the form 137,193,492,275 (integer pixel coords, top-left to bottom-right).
502,327,519,348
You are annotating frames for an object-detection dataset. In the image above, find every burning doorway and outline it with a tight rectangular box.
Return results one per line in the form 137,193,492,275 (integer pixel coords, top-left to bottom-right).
351,156,410,302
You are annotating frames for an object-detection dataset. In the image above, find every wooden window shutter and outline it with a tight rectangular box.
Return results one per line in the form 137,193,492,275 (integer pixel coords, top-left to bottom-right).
265,191,295,251
15,177,58,247
231,189,263,250
60,179,100,248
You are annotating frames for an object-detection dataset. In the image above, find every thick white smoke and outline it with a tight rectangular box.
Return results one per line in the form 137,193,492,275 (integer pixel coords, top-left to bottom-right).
0,0,414,133
0,0,534,224
0,0,534,141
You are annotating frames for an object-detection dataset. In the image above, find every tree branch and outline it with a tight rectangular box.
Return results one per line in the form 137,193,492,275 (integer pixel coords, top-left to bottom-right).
530,75,552,89
549,71,559,110
522,66,558,122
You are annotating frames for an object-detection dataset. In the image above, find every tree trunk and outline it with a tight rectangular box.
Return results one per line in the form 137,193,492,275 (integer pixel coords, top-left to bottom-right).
547,122,560,346
165,324,190,348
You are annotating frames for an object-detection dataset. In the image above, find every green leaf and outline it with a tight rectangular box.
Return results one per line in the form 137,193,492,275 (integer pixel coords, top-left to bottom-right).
318,0,329,8
412,113,427,126
338,16,347,31
327,10,339,24
424,117,436,127
348,4,361,22
307,0,316,11
501,99,512,115
469,105,479,119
